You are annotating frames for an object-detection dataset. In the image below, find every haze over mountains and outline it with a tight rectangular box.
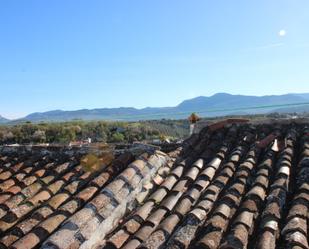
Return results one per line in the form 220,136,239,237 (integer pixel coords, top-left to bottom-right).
0,115,9,124
2,93,309,123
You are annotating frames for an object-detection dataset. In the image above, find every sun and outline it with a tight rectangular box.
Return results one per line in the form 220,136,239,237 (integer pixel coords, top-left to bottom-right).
279,30,287,37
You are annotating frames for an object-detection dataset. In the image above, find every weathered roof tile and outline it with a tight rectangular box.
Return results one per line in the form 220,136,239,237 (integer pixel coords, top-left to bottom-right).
1,123,308,249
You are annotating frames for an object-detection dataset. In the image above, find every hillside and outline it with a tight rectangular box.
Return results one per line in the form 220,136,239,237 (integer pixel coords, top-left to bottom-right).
0,119,189,145
2,93,309,123
0,115,9,124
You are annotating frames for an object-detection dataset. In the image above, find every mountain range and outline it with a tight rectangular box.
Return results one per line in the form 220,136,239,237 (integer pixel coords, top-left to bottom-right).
1,93,309,123
0,115,9,124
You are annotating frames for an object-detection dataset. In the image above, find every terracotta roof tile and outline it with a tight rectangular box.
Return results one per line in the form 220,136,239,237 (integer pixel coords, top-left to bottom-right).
1,123,309,249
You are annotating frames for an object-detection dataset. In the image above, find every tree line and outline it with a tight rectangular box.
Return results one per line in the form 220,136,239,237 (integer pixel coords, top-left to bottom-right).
0,120,189,145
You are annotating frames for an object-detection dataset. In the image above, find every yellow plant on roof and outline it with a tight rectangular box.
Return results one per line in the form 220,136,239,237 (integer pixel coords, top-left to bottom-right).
81,152,114,172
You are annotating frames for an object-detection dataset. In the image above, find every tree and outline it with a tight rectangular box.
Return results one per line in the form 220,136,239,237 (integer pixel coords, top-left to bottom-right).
111,132,125,143
32,130,46,143
1,131,15,144
59,127,76,143
45,125,62,143
20,124,36,143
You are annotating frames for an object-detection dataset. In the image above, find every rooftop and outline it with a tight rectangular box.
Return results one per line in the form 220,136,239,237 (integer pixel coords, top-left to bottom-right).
0,121,308,249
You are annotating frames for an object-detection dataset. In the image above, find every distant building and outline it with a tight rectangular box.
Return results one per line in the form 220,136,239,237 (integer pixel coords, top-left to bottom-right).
69,137,92,147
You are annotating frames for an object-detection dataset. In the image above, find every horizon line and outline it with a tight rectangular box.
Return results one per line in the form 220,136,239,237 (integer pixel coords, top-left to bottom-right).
1,91,309,121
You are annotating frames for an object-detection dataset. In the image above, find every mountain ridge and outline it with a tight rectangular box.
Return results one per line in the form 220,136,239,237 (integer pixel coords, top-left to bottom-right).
0,115,9,124
1,93,309,123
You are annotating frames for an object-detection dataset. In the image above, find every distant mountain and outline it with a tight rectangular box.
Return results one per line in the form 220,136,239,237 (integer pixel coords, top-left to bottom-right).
273,104,309,114
294,93,309,100
21,107,176,122
2,92,309,123
177,93,309,111
0,115,9,124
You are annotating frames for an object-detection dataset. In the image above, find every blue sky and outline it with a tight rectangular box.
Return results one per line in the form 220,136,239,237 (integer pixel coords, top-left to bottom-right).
0,0,309,119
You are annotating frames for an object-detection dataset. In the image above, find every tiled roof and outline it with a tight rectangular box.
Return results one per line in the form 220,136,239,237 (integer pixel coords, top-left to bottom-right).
0,122,308,249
